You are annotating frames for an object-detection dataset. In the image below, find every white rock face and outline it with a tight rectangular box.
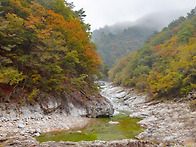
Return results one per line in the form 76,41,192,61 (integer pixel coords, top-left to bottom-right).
67,102,87,116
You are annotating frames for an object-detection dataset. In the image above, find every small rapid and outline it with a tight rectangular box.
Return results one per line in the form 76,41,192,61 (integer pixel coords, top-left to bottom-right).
99,81,135,115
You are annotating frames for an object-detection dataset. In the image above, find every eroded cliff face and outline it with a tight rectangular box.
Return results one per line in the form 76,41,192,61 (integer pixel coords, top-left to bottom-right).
0,87,114,118
37,90,114,117
0,87,114,138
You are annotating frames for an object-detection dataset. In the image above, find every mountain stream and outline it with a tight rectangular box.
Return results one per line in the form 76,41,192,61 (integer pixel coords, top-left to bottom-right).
36,81,143,142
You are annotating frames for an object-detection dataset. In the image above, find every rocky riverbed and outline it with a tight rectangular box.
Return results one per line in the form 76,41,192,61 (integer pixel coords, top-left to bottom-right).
0,85,114,146
0,81,195,146
0,105,92,146
0,136,156,147
133,102,196,146
0,111,90,138
0,90,114,139
100,81,196,146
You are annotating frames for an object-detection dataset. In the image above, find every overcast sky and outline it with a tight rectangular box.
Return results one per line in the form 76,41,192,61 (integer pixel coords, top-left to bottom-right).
67,0,196,30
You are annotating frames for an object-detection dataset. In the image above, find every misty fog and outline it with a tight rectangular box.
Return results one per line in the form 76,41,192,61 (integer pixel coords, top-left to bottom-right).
68,0,195,30
93,9,192,35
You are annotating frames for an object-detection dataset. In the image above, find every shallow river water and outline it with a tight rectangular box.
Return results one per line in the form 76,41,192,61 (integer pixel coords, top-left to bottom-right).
36,81,143,142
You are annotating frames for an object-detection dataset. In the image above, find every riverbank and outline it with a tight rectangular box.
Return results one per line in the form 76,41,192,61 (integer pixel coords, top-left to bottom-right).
0,112,90,138
100,81,196,146
0,81,156,147
130,101,196,146
0,81,195,146
0,84,114,146
0,84,114,137
0,136,157,147
0,106,93,146
0,106,156,147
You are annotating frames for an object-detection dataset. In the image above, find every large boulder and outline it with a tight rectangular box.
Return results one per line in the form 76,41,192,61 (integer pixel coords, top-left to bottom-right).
86,96,114,117
61,90,114,117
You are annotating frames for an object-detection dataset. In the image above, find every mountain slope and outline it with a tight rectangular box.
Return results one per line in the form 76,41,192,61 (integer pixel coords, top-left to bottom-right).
109,8,196,99
93,26,155,67
92,10,190,68
0,0,101,101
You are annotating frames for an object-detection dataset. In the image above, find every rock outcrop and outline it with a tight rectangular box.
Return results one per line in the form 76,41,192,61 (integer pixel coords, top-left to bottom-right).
0,86,114,138
0,87,114,118
0,136,157,147
34,90,114,117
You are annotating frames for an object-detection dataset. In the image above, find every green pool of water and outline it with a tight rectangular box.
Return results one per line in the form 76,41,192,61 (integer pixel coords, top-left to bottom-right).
36,112,143,142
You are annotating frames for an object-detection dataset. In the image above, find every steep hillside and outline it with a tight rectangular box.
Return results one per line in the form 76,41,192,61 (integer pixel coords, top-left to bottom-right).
92,10,189,68
109,8,196,99
0,0,102,102
92,26,155,67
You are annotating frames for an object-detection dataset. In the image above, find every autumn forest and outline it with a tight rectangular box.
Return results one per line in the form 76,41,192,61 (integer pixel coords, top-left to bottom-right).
0,0,196,145
109,8,196,99
0,0,102,101
0,0,196,101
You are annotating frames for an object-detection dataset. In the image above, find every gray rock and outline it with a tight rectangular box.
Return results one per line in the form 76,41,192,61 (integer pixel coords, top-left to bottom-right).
7,123,13,127
63,125,69,130
18,123,25,129
129,112,143,118
31,116,36,119
57,117,63,121
130,110,152,118
11,117,18,121
146,127,155,133
158,108,169,116
37,94,62,114
22,117,28,122
39,139,157,147
135,131,151,139
0,117,6,122
20,130,26,136
86,98,114,118
36,128,41,133
34,132,40,137
77,139,157,147
164,136,176,141
2,136,40,147
29,129,35,134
